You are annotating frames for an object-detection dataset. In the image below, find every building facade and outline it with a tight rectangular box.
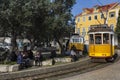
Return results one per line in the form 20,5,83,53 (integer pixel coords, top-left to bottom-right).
75,2,120,45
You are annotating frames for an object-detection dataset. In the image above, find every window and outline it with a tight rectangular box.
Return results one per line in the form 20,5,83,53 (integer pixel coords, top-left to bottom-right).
80,38,83,43
95,34,101,44
94,15,97,20
83,16,85,22
101,14,104,19
88,16,91,20
77,28,80,34
103,33,109,44
88,27,90,31
72,38,80,43
82,28,86,36
109,12,115,18
89,34,94,44
77,17,80,22
110,24,114,30
110,34,113,44
72,38,83,43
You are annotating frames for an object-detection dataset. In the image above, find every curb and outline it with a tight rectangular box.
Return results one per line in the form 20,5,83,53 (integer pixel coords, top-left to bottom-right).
0,56,89,80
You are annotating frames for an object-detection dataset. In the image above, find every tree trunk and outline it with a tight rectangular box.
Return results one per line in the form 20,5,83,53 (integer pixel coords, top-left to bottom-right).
28,38,35,50
11,36,17,51
11,30,17,51
55,38,65,55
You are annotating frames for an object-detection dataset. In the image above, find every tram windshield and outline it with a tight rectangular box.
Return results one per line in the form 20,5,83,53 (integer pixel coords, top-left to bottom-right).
70,36,83,43
72,38,83,43
89,33,110,44
95,34,101,44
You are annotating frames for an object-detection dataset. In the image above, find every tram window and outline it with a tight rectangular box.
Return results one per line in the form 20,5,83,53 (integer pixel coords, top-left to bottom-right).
110,34,113,44
103,33,109,44
95,34,101,44
72,38,80,43
80,38,83,43
89,34,94,44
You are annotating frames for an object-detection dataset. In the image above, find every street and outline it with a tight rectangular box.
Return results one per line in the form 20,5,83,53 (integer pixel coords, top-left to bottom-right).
60,53,120,80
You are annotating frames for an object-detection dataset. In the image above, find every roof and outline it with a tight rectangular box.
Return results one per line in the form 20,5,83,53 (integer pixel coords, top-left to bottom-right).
75,13,82,18
71,33,83,37
99,2,117,11
75,2,118,18
88,24,114,33
88,27,113,33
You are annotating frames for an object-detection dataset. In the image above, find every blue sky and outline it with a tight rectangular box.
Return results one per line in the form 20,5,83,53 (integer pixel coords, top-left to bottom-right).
72,0,120,17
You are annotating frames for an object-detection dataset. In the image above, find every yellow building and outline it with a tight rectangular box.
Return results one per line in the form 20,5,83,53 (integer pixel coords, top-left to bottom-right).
75,2,120,45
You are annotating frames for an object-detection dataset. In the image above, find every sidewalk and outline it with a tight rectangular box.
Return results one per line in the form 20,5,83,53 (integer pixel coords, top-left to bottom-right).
0,56,90,80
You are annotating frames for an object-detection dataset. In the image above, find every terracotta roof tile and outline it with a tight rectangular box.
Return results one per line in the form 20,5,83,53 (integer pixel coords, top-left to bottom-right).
75,2,118,18
99,2,117,11
75,13,82,18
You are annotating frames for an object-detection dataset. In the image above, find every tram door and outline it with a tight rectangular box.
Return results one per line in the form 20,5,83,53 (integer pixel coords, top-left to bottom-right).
94,33,102,56
89,34,95,56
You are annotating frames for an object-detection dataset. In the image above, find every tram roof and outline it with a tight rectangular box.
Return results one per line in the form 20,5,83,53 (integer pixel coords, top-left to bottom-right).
88,24,114,33
71,33,83,37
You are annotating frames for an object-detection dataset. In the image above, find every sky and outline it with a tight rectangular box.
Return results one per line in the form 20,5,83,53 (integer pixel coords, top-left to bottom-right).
72,0,120,17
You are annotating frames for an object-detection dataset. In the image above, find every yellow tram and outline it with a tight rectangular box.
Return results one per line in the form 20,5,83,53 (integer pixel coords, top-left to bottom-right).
68,34,84,53
88,24,118,62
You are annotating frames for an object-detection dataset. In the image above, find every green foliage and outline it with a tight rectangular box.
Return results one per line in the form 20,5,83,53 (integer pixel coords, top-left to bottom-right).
0,0,76,50
48,0,75,38
115,10,120,41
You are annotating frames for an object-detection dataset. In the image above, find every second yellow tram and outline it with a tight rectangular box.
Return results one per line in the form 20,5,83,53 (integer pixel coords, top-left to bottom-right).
68,34,84,53
88,24,118,62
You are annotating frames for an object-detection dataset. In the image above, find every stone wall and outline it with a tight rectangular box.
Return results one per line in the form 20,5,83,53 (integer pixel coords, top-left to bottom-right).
0,64,19,72
0,57,89,80
0,58,71,73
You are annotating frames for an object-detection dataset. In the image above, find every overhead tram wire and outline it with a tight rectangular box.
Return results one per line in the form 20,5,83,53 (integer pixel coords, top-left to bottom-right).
97,0,110,24
97,0,104,6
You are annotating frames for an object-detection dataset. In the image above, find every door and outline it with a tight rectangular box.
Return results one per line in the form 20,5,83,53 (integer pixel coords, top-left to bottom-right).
89,34,95,56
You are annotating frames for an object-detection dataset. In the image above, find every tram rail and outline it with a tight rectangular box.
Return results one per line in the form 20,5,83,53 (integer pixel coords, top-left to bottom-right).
0,55,119,80
19,58,119,80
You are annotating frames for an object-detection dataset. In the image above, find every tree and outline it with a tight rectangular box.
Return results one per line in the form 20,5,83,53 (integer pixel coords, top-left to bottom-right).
0,0,50,50
0,0,76,53
0,0,28,50
115,10,120,42
22,0,51,48
47,0,76,54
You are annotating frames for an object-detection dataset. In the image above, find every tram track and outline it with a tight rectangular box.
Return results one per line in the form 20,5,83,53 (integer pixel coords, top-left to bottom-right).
49,63,111,80
3,55,118,80
35,56,120,80
38,61,109,80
